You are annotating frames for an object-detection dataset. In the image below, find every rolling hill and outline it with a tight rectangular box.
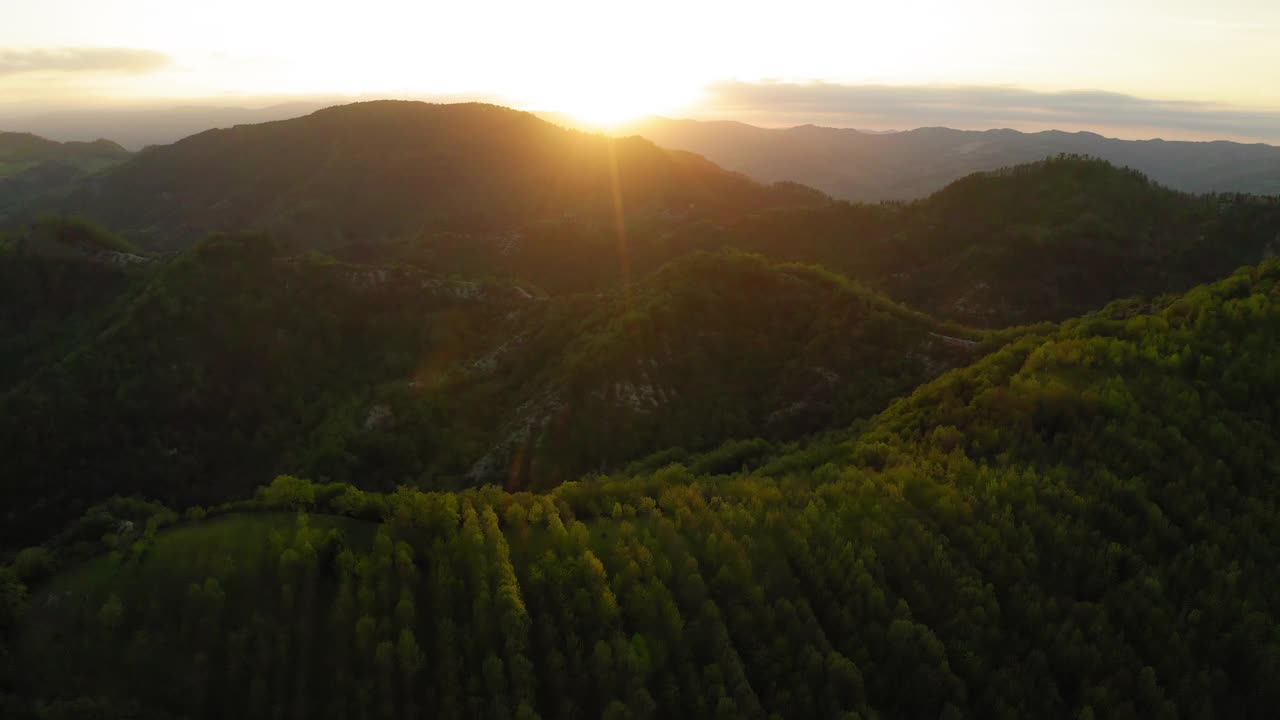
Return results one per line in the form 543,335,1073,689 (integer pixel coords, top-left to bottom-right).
438,250,980,490
704,156,1280,325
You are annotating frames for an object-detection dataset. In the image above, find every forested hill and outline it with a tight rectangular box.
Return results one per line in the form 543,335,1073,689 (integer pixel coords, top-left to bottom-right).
449,250,978,490
0,233,527,547
712,156,1280,325
49,101,825,251
0,218,149,392
0,239,978,548
7,157,1279,544
6,259,1280,718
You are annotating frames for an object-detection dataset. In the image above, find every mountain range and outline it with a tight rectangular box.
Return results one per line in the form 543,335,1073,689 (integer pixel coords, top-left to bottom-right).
0,101,339,150
10,102,1280,326
620,116,1280,201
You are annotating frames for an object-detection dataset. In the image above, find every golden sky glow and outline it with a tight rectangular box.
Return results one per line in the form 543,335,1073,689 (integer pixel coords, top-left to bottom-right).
3,0,1279,137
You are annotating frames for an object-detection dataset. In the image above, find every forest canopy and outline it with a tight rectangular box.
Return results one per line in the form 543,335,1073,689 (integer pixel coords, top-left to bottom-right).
6,257,1280,719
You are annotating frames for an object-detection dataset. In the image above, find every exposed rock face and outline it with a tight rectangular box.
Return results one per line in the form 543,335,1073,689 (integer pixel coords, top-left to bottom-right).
466,391,565,486
612,379,663,413
363,403,392,431
927,332,981,350
95,250,153,266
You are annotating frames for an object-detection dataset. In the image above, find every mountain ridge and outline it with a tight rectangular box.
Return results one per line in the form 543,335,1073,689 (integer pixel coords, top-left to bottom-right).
43,101,826,252
620,116,1280,200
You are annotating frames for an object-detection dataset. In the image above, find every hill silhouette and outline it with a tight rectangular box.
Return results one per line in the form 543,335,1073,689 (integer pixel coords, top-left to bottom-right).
0,133,128,175
56,101,825,252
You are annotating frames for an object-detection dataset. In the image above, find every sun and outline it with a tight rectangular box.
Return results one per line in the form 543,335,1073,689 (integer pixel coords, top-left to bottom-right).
564,101,649,129
535,81,701,130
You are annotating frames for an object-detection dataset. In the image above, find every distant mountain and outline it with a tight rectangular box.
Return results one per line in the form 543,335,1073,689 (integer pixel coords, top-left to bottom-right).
51,101,825,253
0,101,334,151
623,117,1280,201
0,132,128,176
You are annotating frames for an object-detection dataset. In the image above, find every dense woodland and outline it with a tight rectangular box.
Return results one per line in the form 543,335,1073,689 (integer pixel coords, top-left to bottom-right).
6,261,1280,718
0,134,130,224
713,157,1280,324
4,101,1280,718
0,232,978,547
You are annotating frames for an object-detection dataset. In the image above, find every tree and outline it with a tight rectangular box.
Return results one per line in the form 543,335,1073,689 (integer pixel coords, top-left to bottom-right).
12,547,56,583
98,593,124,632
397,628,424,686
259,475,317,510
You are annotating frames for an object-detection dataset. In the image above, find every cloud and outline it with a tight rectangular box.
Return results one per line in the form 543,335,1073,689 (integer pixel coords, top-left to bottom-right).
701,81,1280,142
0,48,171,76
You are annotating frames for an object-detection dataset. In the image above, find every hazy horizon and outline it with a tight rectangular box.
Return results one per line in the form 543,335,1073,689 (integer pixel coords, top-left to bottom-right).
4,0,1280,145
3,92,1280,151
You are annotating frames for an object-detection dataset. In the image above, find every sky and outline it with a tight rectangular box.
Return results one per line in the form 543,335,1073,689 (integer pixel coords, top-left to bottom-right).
3,0,1280,142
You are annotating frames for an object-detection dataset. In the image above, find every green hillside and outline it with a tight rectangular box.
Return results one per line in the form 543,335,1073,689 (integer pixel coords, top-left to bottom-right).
8,260,1280,718
0,233,526,547
0,239,977,549
0,218,149,391
429,250,980,490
